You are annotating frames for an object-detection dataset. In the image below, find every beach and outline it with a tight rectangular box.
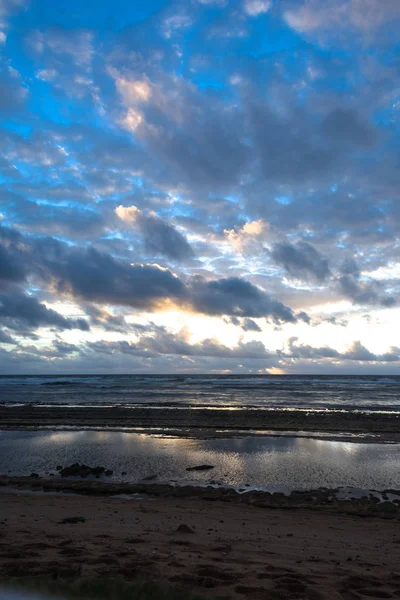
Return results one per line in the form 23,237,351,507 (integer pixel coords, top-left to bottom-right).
1,482,400,600
2,375,400,599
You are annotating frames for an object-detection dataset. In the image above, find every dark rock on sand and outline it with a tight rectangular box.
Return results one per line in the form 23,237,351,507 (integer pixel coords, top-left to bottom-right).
141,474,158,481
59,463,112,478
58,516,86,524
186,464,215,472
30,473,39,478
175,524,195,534
377,501,398,513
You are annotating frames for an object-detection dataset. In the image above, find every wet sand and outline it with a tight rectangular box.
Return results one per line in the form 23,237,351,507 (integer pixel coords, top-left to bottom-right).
1,405,400,442
1,481,400,600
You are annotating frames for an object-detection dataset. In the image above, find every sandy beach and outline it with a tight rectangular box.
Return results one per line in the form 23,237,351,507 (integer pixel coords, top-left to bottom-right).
1,483,400,600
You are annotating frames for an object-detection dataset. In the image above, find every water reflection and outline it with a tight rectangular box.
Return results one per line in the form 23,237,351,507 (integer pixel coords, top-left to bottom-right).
0,430,399,491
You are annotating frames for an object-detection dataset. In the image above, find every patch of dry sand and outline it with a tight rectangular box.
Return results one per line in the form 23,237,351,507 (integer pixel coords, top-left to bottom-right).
1,491,400,599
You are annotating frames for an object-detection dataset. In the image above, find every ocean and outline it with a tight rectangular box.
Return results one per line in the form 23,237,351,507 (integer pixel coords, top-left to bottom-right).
1,374,400,412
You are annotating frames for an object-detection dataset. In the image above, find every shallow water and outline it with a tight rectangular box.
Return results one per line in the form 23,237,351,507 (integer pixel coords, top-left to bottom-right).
0,430,399,491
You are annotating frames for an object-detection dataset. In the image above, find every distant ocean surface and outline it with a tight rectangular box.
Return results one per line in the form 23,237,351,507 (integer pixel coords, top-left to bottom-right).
1,374,400,412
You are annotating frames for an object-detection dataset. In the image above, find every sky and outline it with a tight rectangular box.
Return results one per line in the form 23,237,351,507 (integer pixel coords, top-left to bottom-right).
1,0,400,374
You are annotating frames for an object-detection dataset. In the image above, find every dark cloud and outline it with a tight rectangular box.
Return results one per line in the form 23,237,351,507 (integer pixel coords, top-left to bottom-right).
0,292,90,331
286,337,340,359
117,207,194,261
52,339,79,354
286,337,400,363
0,330,16,344
44,245,186,308
338,263,396,306
0,227,300,322
88,329,272,360
271,241,331,282
227,316,263,332
188,277,298,322
340,258,361,277
113,73,250,189
140,215,195,261
322,109,375,147
242,318,262,332
0,242,27,286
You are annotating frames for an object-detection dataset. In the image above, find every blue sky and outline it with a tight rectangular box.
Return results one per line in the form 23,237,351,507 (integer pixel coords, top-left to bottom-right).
1,0,400,374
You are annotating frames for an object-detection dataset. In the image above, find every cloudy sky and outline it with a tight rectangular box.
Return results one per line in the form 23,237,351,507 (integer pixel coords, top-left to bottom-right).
1,0,400,374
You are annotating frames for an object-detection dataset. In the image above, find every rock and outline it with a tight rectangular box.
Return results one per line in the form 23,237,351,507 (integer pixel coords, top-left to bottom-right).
30,473,39,479
142,474,157,481
58,516,86,524
175,524,195,534
377,501,398,513
121,471,127,476
59,463,112,478
186,464,215,472
56,465,62,471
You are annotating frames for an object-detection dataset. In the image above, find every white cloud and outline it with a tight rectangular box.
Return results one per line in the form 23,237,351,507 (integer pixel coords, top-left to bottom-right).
162,13,192,39
0,0,27,28
197,0,227,5
243,0,271,17
36,68,57,81
114,76,151,104
115,204,141,223
30,29,94,69
224,219,268,252
284,0,400,38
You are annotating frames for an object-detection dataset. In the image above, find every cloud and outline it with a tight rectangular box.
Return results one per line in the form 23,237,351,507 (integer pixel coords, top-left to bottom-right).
0,238,27,286
242,317,262,332
338,274,396,307
271,241,331,282
0,0,27,29
188,277,298,321
0,227,300,322
322,109,375,147
162,13,192,39
338,259,395,307
243,0,271,16
29,28,94,69
0,329,15,344
287,337,340,359
0,291,90,331
283,0,400,40
196,0,227,5
224,219,268,252
110,69,250,189
115,205,194,261
246,102,375,185
287,337,400,363
0,65,27,115
90,328,272,360
52,339,79,354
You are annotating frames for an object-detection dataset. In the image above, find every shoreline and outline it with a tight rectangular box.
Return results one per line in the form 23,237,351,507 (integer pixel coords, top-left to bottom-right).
1,475,399,518
1,405,400,442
